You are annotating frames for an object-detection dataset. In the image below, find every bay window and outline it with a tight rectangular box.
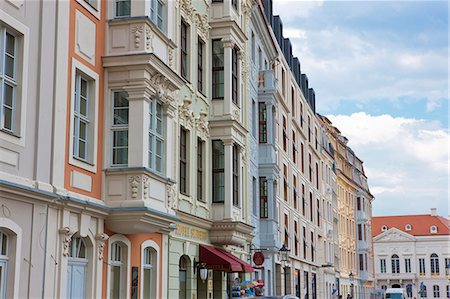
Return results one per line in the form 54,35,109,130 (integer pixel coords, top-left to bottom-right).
212,40,224,99
232,144,239,206
148,99,164,173
212,140,224,203
231,47,238,105
150,0,164,30
111,91,129,166
259,177,268,218
114,0,130,17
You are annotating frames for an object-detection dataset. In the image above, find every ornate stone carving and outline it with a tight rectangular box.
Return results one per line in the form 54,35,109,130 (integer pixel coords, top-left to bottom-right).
241,0,252,16
222,38,235,49
142,175,150,199
129,176,141,199
167,184,178,209
131,25,144,48
180,0,195,19
232,108,240,121
195,13,210,40
59,227,76,257
168,48,175,68
145,26,153,51
196,110,209,139
151,73,171,102
179,96,195,129
95,233,109,260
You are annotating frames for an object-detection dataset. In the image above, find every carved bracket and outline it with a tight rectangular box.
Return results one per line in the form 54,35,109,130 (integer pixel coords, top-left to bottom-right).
59,227,76,257
96,233,109,260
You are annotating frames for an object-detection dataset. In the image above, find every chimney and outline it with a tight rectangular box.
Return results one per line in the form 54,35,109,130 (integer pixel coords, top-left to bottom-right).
430,208,437,216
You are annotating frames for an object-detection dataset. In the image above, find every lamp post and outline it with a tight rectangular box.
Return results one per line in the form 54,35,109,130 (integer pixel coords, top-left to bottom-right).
349,272,354,298
279,244,290,295
194,259,209,282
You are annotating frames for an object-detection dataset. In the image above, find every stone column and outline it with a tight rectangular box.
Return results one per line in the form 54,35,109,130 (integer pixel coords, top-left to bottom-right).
222,38,235,115
224,139,234,220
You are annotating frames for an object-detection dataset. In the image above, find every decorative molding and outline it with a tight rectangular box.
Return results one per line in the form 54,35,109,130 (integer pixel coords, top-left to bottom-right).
196,110,209,139
232,108,240,121
180,0,195,20
168,48,175,68
129,176,141,199
145,26,153,51
222,38,235,49
131,25,144,48
195,13,210,40
167,184,178,209
95,233,109,260
179,96,195,129
143,175,150,199
59,227,76,257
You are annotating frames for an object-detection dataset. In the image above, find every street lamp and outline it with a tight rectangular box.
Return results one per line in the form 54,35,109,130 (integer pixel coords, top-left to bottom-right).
279,244,291,295
349,272,354,298
194,259,209,282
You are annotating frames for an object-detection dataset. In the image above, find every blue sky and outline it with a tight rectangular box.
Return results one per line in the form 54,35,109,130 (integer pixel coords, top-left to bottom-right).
273,1,449,216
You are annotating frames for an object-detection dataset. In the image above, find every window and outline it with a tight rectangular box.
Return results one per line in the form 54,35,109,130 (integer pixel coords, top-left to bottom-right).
391,254,400,274
212,140,224,203
445,258,450,275
142,247,157,298
315,162,319,190
358,224,362,241
197,139,204,201
294,221,299,256
291,87,295,117
252,177,257,215
150,0,164,30
292,130,297,163
284,214,289,246
381,225,388,232
309,192,313,222
404,258,411,273
283,164,288,202
251,31,255,62
232,47,239,106
179,256,189,299
315,127,318,150
149,99,164,173
405,224,412,231
258,47,262,70
430,225,437,233
232,0,238,10
293,175,297,209
446,285,449,298
308,154,312,182
357,197,361,211
232,144,239,206
311,232,315,262
316,198,320,227
179,127,188,194
433,285,439,298
111,91,129,166
67,237,88,299
114,0,130,17
308,116,311,142
359,254,364,271
282,116,287,151
299,102,303,128
303,226,307,259
109,242,128,299
380,259,386,273
258,102,267,143
419,258,426,275
302,184,305,217
301,143,304,173
252,100,256,137
0,231,8,299
420,285,427,298
0,30,16,133
257,177,268,219
281,68,285,96
430,253,439,275
73,71,94,162
197,38,204,93
180,20,189,80
212,40,224,99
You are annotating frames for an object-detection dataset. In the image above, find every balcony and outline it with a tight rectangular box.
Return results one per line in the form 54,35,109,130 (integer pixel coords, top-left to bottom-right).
106,16,176,68
104,167,178,234
210,220,254,247
356,210,369,221
258,70,277,94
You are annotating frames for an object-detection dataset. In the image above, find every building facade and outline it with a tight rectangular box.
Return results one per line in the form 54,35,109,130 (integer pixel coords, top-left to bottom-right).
373,209,450,299
0,0,375,298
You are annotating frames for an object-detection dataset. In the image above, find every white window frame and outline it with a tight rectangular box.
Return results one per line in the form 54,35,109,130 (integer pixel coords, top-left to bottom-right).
69,59,99,173
150,0,165,31
0,218,21,299
148,98,164,174
110,91,129,167
107,235,131,299
114,0,131,18
0,10,29,147
140,240,160,299
0,29,16,134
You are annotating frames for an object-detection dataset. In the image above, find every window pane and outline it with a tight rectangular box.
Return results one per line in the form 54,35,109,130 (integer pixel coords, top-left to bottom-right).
113,148,128,165
114,131,128,147
116,0,130,16
143,269,150,298
80,78,88,97
80,98,88,117
110,266,121,299
5,33,15,56
4,56,14,78
79,121,87,140
3,84,13,107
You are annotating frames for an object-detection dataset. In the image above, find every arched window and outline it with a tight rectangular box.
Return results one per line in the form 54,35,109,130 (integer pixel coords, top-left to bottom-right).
420,285,427,298
433,285,439,298
0,231,8,299
67,236,89,299
179,256,189,299
391,254,400,274
142,247,157,299
109,241,129,299
430,253,439,275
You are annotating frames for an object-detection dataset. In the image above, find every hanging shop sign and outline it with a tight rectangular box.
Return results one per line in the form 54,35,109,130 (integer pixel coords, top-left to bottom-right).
253,251,265,266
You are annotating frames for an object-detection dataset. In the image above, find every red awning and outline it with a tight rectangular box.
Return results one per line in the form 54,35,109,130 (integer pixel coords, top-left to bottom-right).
219,248,254,273
199,245,254,273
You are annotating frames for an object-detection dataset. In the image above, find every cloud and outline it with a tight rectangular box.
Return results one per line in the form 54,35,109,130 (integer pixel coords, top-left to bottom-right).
273,0,324,20
327,112,449,216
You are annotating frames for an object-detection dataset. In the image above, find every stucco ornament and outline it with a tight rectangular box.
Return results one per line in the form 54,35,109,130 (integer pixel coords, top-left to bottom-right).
59,227,76,257
179,96,195,129
131,25,144,48
96,233,109,260
179,0,195,20
145,26,154,51
142,175,150,199
196,110,209,139
129,176,141,199
151,73,171,102
195,13,210,40
167,184,178,209
168,48,175,68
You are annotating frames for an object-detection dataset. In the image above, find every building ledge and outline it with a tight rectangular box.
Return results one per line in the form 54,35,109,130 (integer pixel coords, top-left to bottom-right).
210,220,254,246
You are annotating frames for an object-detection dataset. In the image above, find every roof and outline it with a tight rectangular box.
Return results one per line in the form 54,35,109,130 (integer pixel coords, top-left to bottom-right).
372,214,450,237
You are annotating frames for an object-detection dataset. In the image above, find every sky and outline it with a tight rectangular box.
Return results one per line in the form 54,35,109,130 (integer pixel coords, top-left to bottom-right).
273,0,449,217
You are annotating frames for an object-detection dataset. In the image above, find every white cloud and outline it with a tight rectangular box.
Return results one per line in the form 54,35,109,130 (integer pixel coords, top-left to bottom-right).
273,0,324,19
328,112,449,216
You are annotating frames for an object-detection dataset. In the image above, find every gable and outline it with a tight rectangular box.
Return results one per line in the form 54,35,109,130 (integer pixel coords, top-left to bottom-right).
374,227,416,242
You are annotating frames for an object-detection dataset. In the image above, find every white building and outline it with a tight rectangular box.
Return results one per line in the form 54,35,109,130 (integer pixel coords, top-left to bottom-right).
373,209,450,298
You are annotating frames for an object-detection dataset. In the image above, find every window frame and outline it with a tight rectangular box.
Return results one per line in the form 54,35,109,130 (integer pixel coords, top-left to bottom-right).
259,177,268,218
212,39,224,100
150,0,165,31
232,144,239,207
380,258,386,273
212,140,225,203
114,0,131,18
179,126,188,195
140,240,160,299
258,102,267,143
0,29,16,134
180,19,189,80
430,253,440,275
391,254,400,274
197,37,204,94
231,47,239,106
148,98,164,174
111,91,129,167
197,138,205,202
70,59,99,173
107,235,131,299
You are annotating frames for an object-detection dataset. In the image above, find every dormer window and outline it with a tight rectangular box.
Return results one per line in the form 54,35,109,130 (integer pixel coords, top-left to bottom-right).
381,225,388,232
430,225,438,233
405,224,412,231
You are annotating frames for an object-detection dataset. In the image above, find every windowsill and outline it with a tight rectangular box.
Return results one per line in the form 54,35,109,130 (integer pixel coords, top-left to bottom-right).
212,97,224,101
105,166,175,184
212,201,224,204
76,0,101,20
73,156,95,167
0,128,20,138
